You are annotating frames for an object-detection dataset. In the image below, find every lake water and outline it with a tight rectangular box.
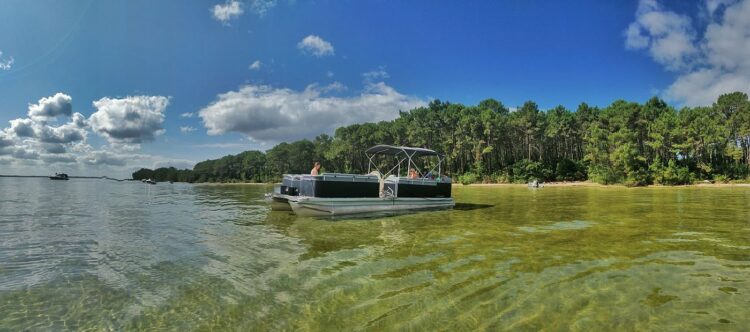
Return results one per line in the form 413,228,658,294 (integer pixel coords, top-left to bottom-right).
0,178,748,330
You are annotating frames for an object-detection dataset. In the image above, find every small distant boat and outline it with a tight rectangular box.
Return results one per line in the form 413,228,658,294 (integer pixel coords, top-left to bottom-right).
144,179,157,185
528,180,544,188
49,173,69,180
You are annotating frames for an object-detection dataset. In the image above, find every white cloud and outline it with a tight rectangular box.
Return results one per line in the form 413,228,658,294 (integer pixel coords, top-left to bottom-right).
180,126,197,133
247,0,277,16
27,93,73,120
42,153,77,164
89,95,169,144
5,95,88,146
0,93,195,177
8,118,35,138
249,60,262,70
180,112,194,118
624,0,698,70
326,71,334,78
12,146,39,160
362,66,390,83
212,0,243,24
36,120,87,144
297,35,335,57
705,0,738,16
199,82,426,141
0,51,13,70
82,150,128,166
627,0,750,106
211,0,276,24
321,81,347,93
4,93,84,150
42,143,66,154
0,132,14,148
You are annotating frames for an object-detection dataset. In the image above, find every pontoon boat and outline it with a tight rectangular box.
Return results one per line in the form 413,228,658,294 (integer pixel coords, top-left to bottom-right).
269,145,454,216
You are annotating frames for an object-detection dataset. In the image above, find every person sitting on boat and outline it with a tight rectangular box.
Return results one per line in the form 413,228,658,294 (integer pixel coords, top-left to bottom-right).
408,168,419,179
310,162,321,175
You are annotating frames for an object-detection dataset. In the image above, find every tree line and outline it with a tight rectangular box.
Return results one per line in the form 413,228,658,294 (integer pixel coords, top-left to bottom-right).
132,92,750,186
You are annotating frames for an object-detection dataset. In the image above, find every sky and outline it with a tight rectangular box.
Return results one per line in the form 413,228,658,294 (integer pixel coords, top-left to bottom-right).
0,0,749,177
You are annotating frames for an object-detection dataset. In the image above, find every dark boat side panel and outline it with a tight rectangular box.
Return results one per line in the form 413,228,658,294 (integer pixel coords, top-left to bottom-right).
283,175,452,198
314,181,380,198
394,182,451,198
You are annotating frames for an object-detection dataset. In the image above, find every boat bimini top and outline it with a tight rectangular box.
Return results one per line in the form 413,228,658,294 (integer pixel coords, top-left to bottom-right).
365,145,446,180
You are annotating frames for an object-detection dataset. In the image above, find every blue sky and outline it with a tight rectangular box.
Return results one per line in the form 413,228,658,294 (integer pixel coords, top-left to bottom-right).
1,0,748,176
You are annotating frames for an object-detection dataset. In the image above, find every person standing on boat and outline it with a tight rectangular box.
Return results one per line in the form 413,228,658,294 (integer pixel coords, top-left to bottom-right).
408,168,419,179
311,162,321,175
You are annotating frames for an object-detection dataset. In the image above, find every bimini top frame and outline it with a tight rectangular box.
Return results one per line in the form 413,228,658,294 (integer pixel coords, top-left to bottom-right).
365,145,445,179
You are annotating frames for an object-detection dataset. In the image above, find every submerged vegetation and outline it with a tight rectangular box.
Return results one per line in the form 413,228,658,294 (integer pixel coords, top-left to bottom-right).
133,92,750,186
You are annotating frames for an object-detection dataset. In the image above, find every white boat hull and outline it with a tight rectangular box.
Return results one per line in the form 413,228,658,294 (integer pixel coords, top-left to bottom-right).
287,197,455,217
266,193,294,211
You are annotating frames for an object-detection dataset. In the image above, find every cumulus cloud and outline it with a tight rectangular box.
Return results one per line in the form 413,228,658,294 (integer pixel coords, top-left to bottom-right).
0,132,13,148
9,118,35,137
212,0,243,24
0,93,196,176
297,35,335,57
249,60,262,70
5,93,88,147
199,82,426,141
626,0,750,106
42,143,66,154
180,112,194,118
0,93,87,163
624,0,698,70
82,150,128,166
90,95,169,144
12,147,39,160
42,154,77,164
27,93,73,120
705,0,737,16
36,120,87,144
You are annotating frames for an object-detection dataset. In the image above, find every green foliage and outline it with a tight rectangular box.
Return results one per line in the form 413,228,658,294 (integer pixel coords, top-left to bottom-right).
132,167,194,182
651,158,692,185
713,174,729,184
511,159,551,183
458,172,479,185
555,158,586,181
133,92,750,186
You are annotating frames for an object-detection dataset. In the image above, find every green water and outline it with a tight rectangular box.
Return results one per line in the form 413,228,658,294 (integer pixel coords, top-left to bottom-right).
0,178,748,330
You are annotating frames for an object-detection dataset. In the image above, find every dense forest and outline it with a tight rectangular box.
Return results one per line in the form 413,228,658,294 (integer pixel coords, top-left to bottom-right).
133,92,750,186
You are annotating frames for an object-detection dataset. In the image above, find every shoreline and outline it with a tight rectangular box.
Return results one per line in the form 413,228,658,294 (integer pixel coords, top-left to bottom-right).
459,181,750,188
191,181,750,188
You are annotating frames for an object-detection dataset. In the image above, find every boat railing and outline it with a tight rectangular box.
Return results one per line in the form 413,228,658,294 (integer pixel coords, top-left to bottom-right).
284,173,380,183
385,175,451,185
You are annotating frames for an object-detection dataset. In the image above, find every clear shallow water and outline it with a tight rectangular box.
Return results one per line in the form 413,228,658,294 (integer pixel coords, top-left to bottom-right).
0,178,748,331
